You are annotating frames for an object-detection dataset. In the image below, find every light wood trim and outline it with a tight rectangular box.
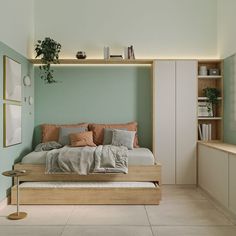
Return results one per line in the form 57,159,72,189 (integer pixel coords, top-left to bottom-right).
14,164,161,182
198,76,222,79
11,185,160,205
29,59,154,65
198,59,223,63
198,141,236,156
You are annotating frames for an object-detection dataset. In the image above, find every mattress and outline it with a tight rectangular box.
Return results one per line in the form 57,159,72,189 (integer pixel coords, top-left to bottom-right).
21,147,155,165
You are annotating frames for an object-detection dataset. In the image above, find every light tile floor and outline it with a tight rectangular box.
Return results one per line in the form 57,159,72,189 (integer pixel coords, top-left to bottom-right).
0,185,235,236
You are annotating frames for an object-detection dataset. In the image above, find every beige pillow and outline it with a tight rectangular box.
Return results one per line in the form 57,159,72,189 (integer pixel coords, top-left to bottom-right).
69,131,96,147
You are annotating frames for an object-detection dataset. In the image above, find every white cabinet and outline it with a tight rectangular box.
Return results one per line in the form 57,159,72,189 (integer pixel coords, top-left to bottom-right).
198,144,228,208
153,60,176,184
176,61,197,184
198,143,236,217
153,60,197,184
229,154,236,215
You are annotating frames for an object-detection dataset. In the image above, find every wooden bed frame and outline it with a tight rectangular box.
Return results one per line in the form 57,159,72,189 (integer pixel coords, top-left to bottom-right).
11,163,161,205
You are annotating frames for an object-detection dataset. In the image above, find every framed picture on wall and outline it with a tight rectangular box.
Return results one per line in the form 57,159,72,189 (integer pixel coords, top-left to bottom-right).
3,56,22,102
3,104,22,147
198,101,213,117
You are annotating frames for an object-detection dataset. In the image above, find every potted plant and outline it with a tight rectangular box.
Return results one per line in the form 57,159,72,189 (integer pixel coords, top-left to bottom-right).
203,87,220,116
35,37,61,83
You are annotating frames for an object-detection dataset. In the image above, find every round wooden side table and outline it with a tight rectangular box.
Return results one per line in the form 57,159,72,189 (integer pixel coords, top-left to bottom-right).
2,170,29,220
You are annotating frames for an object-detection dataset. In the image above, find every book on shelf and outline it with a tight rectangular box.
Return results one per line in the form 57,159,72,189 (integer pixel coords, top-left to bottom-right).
198,123,212,141
127,45,135,59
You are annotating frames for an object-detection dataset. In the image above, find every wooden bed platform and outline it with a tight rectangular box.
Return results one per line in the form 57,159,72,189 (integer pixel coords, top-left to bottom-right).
11,163,161,205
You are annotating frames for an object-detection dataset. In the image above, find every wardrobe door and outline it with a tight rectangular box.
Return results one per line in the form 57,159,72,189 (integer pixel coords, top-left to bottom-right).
153,60,176,184
176,60,197,184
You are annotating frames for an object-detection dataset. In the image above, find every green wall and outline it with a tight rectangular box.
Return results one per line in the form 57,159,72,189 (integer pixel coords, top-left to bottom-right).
0,41,34,202
224,54,236,143
34,66,152,149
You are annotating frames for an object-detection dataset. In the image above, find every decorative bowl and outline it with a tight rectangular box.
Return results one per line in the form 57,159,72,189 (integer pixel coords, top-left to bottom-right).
76,51,86,59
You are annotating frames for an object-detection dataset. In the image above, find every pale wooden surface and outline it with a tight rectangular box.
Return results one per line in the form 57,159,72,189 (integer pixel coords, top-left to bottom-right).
11,186,160,205
14,164,161,183
153,60,176,184
198,141,236,155
229,154,236,215
198,144,228,208
29,59,154,65
176,60,197,184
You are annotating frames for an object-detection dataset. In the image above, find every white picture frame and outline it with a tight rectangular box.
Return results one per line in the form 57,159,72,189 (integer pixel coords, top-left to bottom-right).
198,101,213,117
4,56,22,102
4,104,22,147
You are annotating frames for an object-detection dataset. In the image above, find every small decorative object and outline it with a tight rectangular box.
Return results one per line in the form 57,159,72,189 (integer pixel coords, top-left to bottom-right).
35,37,61,84
203,87,220,116
104,46,110,59
199,66,208,76
4,104,22,147
3,56,22,102
198,101,213,117
76,51,86,59
28,96,34,105
23,75,31,87
209,68,220,76
110,55,123,59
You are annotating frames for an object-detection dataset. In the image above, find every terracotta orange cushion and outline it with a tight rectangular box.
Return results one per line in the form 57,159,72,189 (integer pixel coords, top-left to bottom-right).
69,131,96,147
41,123,89,143
88,122,139,147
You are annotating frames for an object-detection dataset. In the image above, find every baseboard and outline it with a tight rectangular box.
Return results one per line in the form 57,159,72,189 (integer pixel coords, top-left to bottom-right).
0,197,8,210
198,186,236,224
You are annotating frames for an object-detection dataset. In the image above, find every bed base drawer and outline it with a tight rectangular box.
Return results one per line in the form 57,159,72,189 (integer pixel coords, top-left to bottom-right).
11,182,161,205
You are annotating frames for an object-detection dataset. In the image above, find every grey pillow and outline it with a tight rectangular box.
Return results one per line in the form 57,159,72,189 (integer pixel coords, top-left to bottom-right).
58,126,87,146
111,130,135,150
35,141,62,152
103,128,127,145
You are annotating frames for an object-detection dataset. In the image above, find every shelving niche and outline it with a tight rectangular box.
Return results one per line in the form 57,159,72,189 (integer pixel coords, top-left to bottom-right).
197,60,223,141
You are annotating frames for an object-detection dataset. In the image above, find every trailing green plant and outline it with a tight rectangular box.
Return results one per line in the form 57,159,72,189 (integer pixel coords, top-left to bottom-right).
203,87,220,115
35,37,61,83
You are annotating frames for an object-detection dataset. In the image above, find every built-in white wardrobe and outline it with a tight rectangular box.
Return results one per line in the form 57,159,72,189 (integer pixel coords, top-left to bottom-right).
153,60,197,184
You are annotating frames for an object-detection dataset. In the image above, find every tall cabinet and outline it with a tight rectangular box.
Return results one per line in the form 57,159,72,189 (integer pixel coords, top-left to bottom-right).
153,60,197,184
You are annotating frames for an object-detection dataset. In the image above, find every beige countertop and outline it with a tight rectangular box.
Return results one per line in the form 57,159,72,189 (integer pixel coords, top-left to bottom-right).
198,141,236,155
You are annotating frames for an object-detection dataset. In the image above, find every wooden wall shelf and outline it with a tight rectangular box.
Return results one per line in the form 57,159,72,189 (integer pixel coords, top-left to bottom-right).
29,59,154,65
197,59,224,141
198,76,222,79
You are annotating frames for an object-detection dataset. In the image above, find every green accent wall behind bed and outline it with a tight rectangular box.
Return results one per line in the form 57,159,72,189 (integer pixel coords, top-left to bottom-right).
34,66,152,149
0,41,34,202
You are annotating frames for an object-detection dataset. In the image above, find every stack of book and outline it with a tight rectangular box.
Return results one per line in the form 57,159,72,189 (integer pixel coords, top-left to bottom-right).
198,124,212,141
127,45,135,59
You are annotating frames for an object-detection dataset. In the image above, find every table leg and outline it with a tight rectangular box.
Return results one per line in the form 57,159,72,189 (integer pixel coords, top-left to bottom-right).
7,175,27,220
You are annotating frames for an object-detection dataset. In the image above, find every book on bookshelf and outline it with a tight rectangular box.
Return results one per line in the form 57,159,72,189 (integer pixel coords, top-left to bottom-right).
127,45,135,59
198,123,212,141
